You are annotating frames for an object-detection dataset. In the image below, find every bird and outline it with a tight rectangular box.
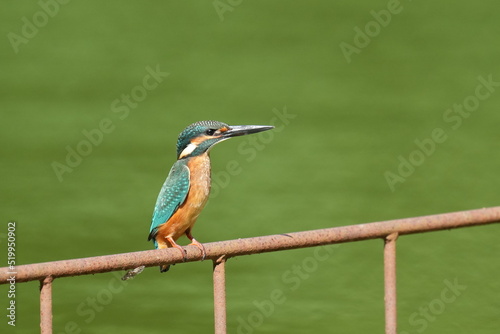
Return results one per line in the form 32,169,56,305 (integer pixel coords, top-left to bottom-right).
148,120,274,272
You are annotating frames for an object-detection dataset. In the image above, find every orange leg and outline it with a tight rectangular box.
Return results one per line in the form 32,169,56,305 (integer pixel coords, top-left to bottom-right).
165,236,188,262
186,228,206,260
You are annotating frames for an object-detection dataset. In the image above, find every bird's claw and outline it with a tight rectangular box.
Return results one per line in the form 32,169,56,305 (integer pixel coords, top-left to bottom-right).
189,238,207,261
166,236,188,262
176,247,188,262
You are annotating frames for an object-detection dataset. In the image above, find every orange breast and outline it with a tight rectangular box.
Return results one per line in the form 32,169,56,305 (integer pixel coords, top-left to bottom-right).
156,153,211,245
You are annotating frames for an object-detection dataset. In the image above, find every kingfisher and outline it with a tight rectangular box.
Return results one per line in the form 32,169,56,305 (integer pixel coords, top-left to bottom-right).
148,120,273,272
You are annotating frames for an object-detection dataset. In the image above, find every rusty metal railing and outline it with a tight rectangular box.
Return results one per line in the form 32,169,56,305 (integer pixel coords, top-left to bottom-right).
2,207,500,334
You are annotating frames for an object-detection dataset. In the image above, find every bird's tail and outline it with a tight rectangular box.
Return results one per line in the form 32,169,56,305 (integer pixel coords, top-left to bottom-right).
157,237,181,273
160,264,171,273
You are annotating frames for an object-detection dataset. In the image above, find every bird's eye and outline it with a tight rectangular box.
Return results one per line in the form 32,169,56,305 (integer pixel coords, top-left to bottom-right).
206,129,216,136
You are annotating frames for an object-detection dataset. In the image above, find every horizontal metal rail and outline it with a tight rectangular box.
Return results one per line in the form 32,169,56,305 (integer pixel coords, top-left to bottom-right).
2,207,500,334
1,207,500,284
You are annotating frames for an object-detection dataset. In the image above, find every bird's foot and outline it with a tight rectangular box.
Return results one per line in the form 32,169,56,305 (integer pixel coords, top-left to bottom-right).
173,244,188,262
189,238,207,261
166,236,188,262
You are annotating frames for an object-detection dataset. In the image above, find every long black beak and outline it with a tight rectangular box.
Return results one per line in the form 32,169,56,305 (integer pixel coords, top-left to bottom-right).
223,125,274,138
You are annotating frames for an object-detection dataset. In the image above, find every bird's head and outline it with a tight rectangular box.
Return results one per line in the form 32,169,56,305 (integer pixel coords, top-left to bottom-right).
176,120,274,159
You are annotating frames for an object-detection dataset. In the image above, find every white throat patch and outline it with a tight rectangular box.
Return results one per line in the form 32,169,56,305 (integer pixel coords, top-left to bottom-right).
179,143,198,159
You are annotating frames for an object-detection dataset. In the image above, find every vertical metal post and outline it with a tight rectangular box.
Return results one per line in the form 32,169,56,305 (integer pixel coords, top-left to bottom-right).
40,276,53,334
384,233,398,334
213,257,227,334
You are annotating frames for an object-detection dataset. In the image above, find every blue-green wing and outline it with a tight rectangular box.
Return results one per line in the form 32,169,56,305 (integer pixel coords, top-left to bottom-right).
148,160,190,246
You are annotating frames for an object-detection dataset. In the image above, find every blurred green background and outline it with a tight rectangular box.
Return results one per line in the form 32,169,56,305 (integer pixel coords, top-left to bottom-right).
1,1,499,333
